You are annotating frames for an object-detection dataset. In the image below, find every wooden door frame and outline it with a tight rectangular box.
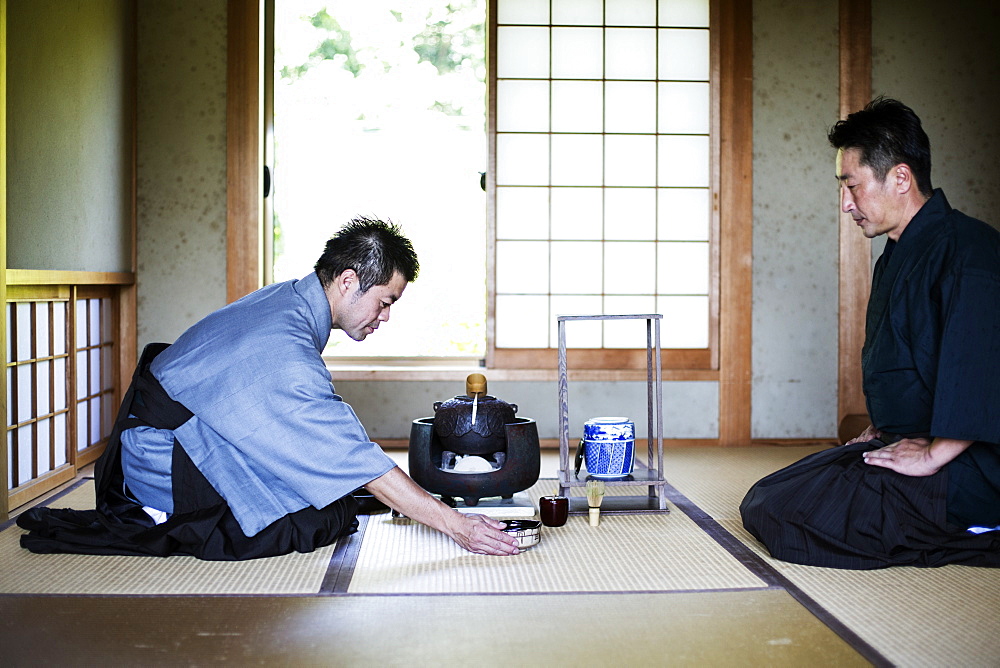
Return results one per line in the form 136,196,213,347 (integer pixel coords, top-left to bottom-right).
2,0,8,520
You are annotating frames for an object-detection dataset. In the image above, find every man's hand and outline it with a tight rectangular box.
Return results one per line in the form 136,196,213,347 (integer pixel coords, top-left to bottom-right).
863,437,973,476
846,423,882,445
443,512,520,556
364,466,520,556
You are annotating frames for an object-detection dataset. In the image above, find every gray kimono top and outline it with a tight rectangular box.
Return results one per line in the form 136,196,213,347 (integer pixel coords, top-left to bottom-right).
121,272,396,536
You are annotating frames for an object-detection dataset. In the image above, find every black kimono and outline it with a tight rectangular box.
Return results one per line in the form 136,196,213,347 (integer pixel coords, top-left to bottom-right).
741,190,1000,569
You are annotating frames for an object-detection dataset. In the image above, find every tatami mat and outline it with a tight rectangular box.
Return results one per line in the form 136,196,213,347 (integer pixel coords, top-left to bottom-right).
660,444,829,520
349,479,765,594
717,517,1000,668
663,445,1000,668
0,480,339,595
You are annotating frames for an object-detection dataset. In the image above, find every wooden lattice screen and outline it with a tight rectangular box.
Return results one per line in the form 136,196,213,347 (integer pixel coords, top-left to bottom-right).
6,282,121,511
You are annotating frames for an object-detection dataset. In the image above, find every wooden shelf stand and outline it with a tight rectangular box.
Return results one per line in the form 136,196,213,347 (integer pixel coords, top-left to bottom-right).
556,314,669,513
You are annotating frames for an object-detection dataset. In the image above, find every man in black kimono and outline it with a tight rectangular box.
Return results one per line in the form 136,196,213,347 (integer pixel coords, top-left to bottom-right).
741,97,1000,569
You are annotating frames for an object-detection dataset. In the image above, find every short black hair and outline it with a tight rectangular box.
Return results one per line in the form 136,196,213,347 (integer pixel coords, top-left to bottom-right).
828,96,933,198
314,216,419,293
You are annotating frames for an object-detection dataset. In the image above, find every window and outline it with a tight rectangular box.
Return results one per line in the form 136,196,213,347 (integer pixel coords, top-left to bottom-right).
257,1,747,380
6,281,119,509
489,0,716,370
73,290,116,462
270,1,489,360
7,296,70,495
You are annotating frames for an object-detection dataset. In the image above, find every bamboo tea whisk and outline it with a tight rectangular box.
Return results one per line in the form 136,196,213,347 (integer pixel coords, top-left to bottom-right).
586,480,605,526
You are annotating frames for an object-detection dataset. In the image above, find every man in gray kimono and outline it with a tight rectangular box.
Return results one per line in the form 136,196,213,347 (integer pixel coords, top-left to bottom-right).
19,217,520,560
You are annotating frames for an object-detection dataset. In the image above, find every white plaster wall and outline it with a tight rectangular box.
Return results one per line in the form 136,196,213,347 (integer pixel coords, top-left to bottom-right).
865,2,1000,276
871,0,1000,230
336,379,718,442
7,0,133,272
136,0,228,348
751,0,840,439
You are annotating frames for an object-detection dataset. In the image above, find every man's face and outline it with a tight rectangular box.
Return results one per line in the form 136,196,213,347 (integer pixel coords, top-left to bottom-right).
334,271,408,342
836,148,902,240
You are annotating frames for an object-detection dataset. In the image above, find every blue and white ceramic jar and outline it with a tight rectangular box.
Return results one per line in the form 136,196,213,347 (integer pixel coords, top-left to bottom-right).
582,417,635,478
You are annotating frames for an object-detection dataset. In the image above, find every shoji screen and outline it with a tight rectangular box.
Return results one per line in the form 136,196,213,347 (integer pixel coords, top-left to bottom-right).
492,0,712,353
6,284,118,509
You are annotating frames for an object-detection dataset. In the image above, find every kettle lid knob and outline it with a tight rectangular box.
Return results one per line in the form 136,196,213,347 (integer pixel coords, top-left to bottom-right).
466,373,487,397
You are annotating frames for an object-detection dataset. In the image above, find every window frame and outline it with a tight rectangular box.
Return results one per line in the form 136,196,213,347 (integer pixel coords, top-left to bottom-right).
5,272,133,512
244,0,751,393
486,0,743,380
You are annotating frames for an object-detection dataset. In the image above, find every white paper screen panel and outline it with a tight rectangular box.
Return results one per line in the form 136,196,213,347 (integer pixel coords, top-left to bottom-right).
6,300,71,490
75,298,114,455
494,0,711,350
499,0,709,26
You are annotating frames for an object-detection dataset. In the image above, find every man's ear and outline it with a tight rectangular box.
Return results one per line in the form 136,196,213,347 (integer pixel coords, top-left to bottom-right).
893,163,914,195
336,268,358,296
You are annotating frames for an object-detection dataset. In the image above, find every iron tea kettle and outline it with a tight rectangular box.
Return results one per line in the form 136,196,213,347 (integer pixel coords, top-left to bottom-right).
432,374,517,456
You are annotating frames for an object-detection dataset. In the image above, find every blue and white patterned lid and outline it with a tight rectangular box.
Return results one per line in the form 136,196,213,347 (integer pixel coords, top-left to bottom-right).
583,417,635,441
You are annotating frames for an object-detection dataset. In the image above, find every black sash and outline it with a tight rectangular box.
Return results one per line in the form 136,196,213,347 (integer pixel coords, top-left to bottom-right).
17,343,359,560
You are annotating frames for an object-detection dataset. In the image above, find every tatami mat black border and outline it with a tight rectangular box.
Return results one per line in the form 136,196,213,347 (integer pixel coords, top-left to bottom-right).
319,514,371,593
661,481,892,668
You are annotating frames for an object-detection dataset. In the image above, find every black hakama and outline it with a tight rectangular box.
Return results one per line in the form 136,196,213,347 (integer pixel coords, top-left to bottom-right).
741,441,1000,569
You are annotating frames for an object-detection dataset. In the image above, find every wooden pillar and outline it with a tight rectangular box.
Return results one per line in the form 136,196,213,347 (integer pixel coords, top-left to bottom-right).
837,0,872,440
717,0,754,446
226,0,264,303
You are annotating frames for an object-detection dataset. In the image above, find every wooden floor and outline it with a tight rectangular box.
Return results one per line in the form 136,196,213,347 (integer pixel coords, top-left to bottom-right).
1,590,866,667
2,448,998,667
